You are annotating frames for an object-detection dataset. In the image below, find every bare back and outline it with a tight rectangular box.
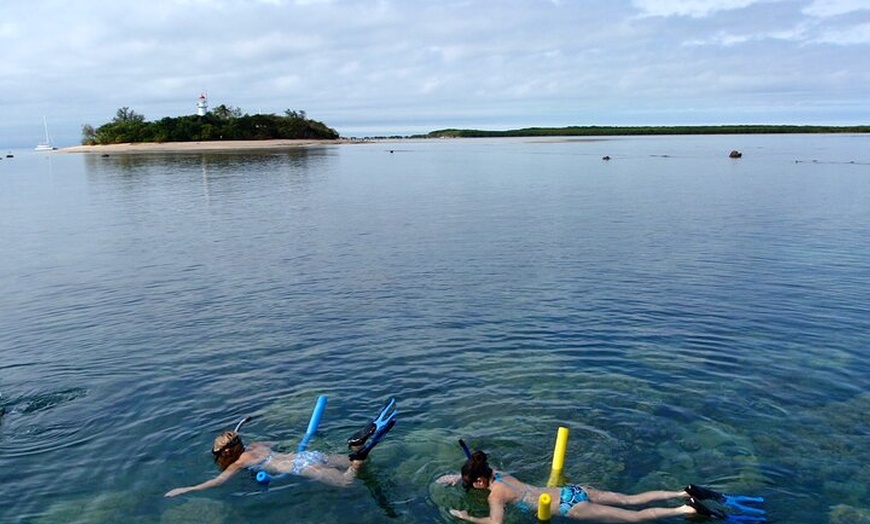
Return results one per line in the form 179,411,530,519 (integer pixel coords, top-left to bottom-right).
489,473,560,515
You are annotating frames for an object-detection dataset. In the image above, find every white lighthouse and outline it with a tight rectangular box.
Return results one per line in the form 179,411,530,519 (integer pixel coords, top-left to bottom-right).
196,93,208,116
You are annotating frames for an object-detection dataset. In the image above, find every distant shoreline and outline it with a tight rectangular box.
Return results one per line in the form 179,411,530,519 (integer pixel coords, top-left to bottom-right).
420,124,870,139
60,139,353,154
56,126,870,154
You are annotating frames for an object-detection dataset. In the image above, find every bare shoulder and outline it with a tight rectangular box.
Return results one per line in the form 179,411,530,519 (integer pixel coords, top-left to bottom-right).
237,442,270,463
490,475,524,500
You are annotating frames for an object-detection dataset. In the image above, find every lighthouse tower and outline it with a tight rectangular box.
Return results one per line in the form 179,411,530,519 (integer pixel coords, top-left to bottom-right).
196,93,208,116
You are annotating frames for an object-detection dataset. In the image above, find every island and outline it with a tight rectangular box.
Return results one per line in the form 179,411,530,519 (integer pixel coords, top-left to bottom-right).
79,101,339,147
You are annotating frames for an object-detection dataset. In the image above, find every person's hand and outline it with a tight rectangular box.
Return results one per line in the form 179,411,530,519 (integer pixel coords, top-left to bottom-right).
449,508,470,520
164,487,190,497
436,474,461,486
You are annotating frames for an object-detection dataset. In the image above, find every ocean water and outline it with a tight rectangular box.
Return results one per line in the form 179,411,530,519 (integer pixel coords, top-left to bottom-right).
0,135,867,524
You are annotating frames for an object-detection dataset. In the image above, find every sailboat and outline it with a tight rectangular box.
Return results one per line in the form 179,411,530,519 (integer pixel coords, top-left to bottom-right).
35,117,56,151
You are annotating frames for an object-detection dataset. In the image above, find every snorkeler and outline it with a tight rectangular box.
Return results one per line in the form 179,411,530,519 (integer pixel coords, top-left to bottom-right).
164,397,397,497
441,449,739,523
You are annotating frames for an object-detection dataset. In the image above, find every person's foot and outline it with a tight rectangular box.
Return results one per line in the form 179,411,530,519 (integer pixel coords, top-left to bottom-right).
687,497,727,519
347,397,397,448
346,398,397,460
348,418,396,460
685,484,725,502
348,421,376,448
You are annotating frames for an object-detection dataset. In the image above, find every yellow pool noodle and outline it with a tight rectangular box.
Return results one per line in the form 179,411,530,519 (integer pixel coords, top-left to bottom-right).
537,492,552,522
547,426,569,487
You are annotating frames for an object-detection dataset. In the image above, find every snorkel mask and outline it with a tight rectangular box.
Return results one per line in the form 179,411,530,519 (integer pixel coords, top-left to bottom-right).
211,416,252,456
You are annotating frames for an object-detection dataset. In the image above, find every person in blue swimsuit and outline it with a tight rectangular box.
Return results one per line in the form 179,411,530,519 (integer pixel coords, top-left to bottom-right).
444,450,715,523
164,399,396,497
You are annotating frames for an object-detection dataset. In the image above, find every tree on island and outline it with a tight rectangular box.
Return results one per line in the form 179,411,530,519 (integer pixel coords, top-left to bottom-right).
81,105,339,145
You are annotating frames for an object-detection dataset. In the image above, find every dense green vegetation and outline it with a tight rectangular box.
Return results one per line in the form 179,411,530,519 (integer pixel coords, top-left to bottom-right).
422,124,870,138
81,106,339,145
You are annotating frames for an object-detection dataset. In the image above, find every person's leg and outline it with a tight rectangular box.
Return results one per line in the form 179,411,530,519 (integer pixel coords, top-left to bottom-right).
567,501,694,522
322,453,353,469
302,459,363,487
585,486,687,506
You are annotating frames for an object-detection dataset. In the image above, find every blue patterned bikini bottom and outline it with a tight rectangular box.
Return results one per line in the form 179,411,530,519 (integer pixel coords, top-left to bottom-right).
559,485,589,516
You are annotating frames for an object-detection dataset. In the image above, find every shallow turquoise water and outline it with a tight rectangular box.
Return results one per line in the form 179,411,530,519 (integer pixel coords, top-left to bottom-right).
1,135,868,523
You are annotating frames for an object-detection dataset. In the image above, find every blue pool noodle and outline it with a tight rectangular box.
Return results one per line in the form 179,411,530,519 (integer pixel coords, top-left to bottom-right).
256,471,271,485
298,395,327,452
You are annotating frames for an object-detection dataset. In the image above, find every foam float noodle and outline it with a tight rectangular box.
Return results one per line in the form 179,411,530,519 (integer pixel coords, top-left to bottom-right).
298,395,327,452
547,426,569,487
537,492,552,522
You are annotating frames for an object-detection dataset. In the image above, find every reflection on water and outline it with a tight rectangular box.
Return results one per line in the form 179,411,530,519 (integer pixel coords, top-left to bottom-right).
82,147,328,172
0,136,868,523
82,147,334,200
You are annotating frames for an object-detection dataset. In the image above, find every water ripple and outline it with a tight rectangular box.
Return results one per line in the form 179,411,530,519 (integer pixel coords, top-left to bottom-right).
1,137,867,523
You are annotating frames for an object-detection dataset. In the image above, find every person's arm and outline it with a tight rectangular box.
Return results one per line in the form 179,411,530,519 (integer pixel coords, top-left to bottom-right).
449,493,506,524
448,509,498,524
436,473,462,486
164,461,243,497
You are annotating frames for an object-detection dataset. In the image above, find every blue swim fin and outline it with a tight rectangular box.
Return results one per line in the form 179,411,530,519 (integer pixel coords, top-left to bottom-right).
688,497,728,520
686,485,766,513
348,397,397,460
686,485,766,519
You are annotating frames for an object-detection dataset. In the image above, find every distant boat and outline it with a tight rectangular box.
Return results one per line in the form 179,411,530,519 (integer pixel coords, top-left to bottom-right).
35,117,56,151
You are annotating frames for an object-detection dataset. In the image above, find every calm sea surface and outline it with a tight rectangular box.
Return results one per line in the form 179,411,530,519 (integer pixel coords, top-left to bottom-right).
1,135,868,524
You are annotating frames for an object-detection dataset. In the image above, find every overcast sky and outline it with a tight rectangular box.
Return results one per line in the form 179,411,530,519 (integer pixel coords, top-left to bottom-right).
2,0,868,147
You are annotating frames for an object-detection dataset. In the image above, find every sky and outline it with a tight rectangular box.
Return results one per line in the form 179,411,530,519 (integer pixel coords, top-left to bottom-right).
2,0,869,147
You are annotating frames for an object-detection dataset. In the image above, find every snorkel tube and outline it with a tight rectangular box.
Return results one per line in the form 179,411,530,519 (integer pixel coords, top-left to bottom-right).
234,416,253,433
458,439,472,459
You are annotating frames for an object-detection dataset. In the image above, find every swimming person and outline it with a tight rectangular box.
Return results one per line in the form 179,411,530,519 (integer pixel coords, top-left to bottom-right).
164,397,397,497
443,450,726,523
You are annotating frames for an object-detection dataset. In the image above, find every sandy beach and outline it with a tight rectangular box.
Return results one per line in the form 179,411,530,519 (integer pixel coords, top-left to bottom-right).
60,139,350,154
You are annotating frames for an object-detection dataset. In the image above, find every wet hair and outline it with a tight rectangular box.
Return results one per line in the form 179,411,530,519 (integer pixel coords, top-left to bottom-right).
212,431,244,470
460,450,493,491
212,431,241,453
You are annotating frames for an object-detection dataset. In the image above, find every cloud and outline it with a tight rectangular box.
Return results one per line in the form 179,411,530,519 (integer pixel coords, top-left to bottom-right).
813,22,870,44
803,0,870,17
1,0,869,147
631,0,774,18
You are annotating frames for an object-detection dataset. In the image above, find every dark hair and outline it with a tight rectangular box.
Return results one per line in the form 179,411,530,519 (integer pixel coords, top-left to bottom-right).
460,450,493,491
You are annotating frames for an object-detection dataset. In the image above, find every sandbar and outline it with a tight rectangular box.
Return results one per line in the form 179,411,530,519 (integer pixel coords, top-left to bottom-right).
60,139,352,154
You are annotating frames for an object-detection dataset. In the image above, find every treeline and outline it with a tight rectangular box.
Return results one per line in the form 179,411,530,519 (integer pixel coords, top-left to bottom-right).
81,106,339,145
423,124,870,138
